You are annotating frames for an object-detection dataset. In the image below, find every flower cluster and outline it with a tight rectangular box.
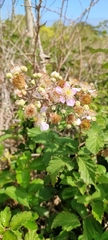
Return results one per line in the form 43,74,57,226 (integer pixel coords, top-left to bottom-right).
6,67,97,131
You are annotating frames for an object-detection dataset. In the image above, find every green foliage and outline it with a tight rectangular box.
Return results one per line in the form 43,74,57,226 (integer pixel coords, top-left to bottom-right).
0,107,107,239
5,186,30,207
0,206,11,227
52,211,81,231
77,155,97,184
85,122,105,154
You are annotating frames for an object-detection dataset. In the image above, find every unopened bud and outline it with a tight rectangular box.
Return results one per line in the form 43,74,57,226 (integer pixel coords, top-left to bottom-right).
61,109,66,114
35,101,41,108
75,101,80,106
67,124,72,129
92,116,96,121
84,105,89,110
20,66,27,72
51,71,60,78
31,79,35,85
6,73,13,79
16,99,26,106
52,106,56,111
50,77,56,82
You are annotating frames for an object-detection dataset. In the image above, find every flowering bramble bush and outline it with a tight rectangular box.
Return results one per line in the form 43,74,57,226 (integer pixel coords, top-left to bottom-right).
6,66,97,131
0,65,107,239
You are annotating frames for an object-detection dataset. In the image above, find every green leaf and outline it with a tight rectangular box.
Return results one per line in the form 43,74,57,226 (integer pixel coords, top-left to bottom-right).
37,186,54,201
101,231,108,240
97,175,108,184
0,171,15,187
104,133,108,142
12,230,22,239
3,230,17,240
77,156,97,185
62,187,79,199
71,199,87,218
0,223,4,234
78,187,107,205
32,206,49,217
82,216,102,240
86,125,104,154
97,165,106,175
77,195,93,205
10,211,32,230
102,62,108,69
55,137,78,154
16,169,30,188
47,156,74,185
30,156,45,171
61,175,76,187
91,201,104,223
0,134,13,143
24,220,38,230
28,178,44,193
17,151,31,168
0,206,11,227
55,230,69,240
25,230,40,240
27,127,49,144
5,186,29,207
52,211,80,231
86,134,104,154
27,127,43,137
0,144,4,157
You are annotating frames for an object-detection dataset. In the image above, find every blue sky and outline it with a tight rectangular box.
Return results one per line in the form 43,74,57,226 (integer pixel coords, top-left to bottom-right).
1,0,108,26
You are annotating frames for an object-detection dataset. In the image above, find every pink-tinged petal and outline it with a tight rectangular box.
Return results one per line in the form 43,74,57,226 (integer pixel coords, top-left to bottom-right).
60,96,65,103
73,87,81,92
40,121,49,131
40,106,48,112
64,82,70,88
55,86,62,94
72,88,77,95
66,98,75,106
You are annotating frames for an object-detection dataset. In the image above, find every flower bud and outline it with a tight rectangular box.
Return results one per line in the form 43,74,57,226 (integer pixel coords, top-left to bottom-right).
16,99,26,106
37,73,42,78
52,106,56,111
84,104,89,110
75,101,80,106
20,66,27,72
92,116,96,121
6,73,12,79
31,79,35,85
33,73,42,78
50,77,56,82
61,109,66,114
35,101,41,108
21,90,27,95
67,124,72,129
58,76,62,80
51,71,60,78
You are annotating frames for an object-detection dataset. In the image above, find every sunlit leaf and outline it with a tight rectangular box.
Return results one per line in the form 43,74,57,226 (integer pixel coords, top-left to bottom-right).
5,186,29,207
3,230,17,240
0,207,11,227
91,201,104,223
47,156,74,185
52,211,80,231
10,212,32,230
77,156,96,185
